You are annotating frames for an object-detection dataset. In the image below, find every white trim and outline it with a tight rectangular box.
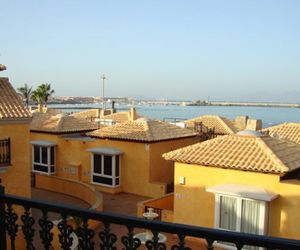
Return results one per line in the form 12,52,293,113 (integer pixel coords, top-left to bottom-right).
213,193,268,250
32,144,56,175
206,184,279,202
214,194,221,229
87,147,123,155
90,153,121,188
30,140,57,147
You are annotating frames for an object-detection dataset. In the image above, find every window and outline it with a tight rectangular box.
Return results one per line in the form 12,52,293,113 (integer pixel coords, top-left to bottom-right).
32,145,55,175
91,154,120,187
215,194,268,250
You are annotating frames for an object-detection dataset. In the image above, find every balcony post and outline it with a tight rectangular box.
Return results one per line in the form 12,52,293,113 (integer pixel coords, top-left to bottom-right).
0,179,7,250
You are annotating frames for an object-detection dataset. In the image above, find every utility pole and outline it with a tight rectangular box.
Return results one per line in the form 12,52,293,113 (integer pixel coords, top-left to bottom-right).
101,74,106,110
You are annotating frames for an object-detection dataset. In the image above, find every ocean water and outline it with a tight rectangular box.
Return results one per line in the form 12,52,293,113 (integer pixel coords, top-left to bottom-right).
49,103,300,128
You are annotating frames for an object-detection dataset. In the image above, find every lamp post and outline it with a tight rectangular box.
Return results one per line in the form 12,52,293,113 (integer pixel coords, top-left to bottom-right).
101,74,106,110
0,64,7,71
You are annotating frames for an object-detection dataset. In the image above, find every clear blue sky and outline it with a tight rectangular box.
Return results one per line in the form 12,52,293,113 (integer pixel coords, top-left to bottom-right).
1,1,300,102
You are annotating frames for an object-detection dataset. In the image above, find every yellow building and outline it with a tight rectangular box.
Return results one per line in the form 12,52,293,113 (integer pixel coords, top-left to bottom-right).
0,77,32,197
30,116,197,198
263,122,300,144
163,130,300,244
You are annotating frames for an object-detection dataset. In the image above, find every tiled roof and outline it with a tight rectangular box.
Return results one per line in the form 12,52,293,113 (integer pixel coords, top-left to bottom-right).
87,118,197,142
70,109,99,120
0,77,32,119
102,111,141,123
44,108,65,115
71,109,141,123
163,133,300,174
262,123,300,145
30,113,98,133
184,115,240,134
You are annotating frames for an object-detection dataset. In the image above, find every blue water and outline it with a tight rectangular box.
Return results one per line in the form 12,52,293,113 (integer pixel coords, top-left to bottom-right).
49,103,300,128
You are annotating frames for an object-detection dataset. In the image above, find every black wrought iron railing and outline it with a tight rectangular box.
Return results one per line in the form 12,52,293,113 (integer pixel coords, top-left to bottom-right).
0,138,10,166
1,185,300,250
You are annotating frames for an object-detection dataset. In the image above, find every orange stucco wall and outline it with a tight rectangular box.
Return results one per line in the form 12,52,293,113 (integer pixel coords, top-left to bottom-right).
35,174,103,211
137,193,174,222
30,132,187,198
149,137,197,184
0,122,31,198
174,163,300,240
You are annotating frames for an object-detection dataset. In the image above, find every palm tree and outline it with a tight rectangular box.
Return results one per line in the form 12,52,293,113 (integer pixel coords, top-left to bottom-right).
31,88,44,105
17,84,32,107
38,83,55,106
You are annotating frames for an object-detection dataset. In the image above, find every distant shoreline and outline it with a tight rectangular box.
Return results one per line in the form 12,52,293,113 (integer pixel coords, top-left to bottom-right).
45,96,300,109
185,102,300,108
46,102,300,109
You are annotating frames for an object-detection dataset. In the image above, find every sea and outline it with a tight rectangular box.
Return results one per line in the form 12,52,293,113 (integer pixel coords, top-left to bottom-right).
48,103,300,128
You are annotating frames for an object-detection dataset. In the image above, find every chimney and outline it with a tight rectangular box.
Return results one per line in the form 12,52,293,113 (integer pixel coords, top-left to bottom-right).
130,107,137,121
100,109,105,118
246,119,262,131
235,116,248,129
96,108,101,118
112,101,116,113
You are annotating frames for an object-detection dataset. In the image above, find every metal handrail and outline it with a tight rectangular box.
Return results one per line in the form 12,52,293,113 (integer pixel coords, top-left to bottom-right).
1,190,300,249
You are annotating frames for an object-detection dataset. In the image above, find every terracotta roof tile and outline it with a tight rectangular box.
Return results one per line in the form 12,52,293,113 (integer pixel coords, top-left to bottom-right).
184,115,240,134
262,123,300,145
70,109,99,120
163,133,300,174
102,111,141,123
0,78,32,119
71,109,142,123
87,118,197,142
30,113,98,133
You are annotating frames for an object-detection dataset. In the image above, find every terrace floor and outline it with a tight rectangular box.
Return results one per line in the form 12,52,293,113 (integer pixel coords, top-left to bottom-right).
31,188,215,249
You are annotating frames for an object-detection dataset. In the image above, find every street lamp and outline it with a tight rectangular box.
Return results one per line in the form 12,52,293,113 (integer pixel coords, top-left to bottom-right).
0,64,7,71
101,74,106,110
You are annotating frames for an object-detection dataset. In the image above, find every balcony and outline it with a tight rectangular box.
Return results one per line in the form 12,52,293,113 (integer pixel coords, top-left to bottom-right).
137,193,174,222
1,185,300,249
0,138,10,168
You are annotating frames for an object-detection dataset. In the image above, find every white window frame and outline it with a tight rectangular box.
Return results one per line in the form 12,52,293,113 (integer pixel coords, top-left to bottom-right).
32,145,56,175
91,154,120,188
214,194,269,250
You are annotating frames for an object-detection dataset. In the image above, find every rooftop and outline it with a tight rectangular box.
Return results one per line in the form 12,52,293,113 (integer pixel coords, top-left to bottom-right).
87,118,197,142
263,123,300,145
70,108,142,123
30,113,98,134
102,111,141,123
163,133,300,174
0,77,32,120
184,115,241,134
70,108,99,120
